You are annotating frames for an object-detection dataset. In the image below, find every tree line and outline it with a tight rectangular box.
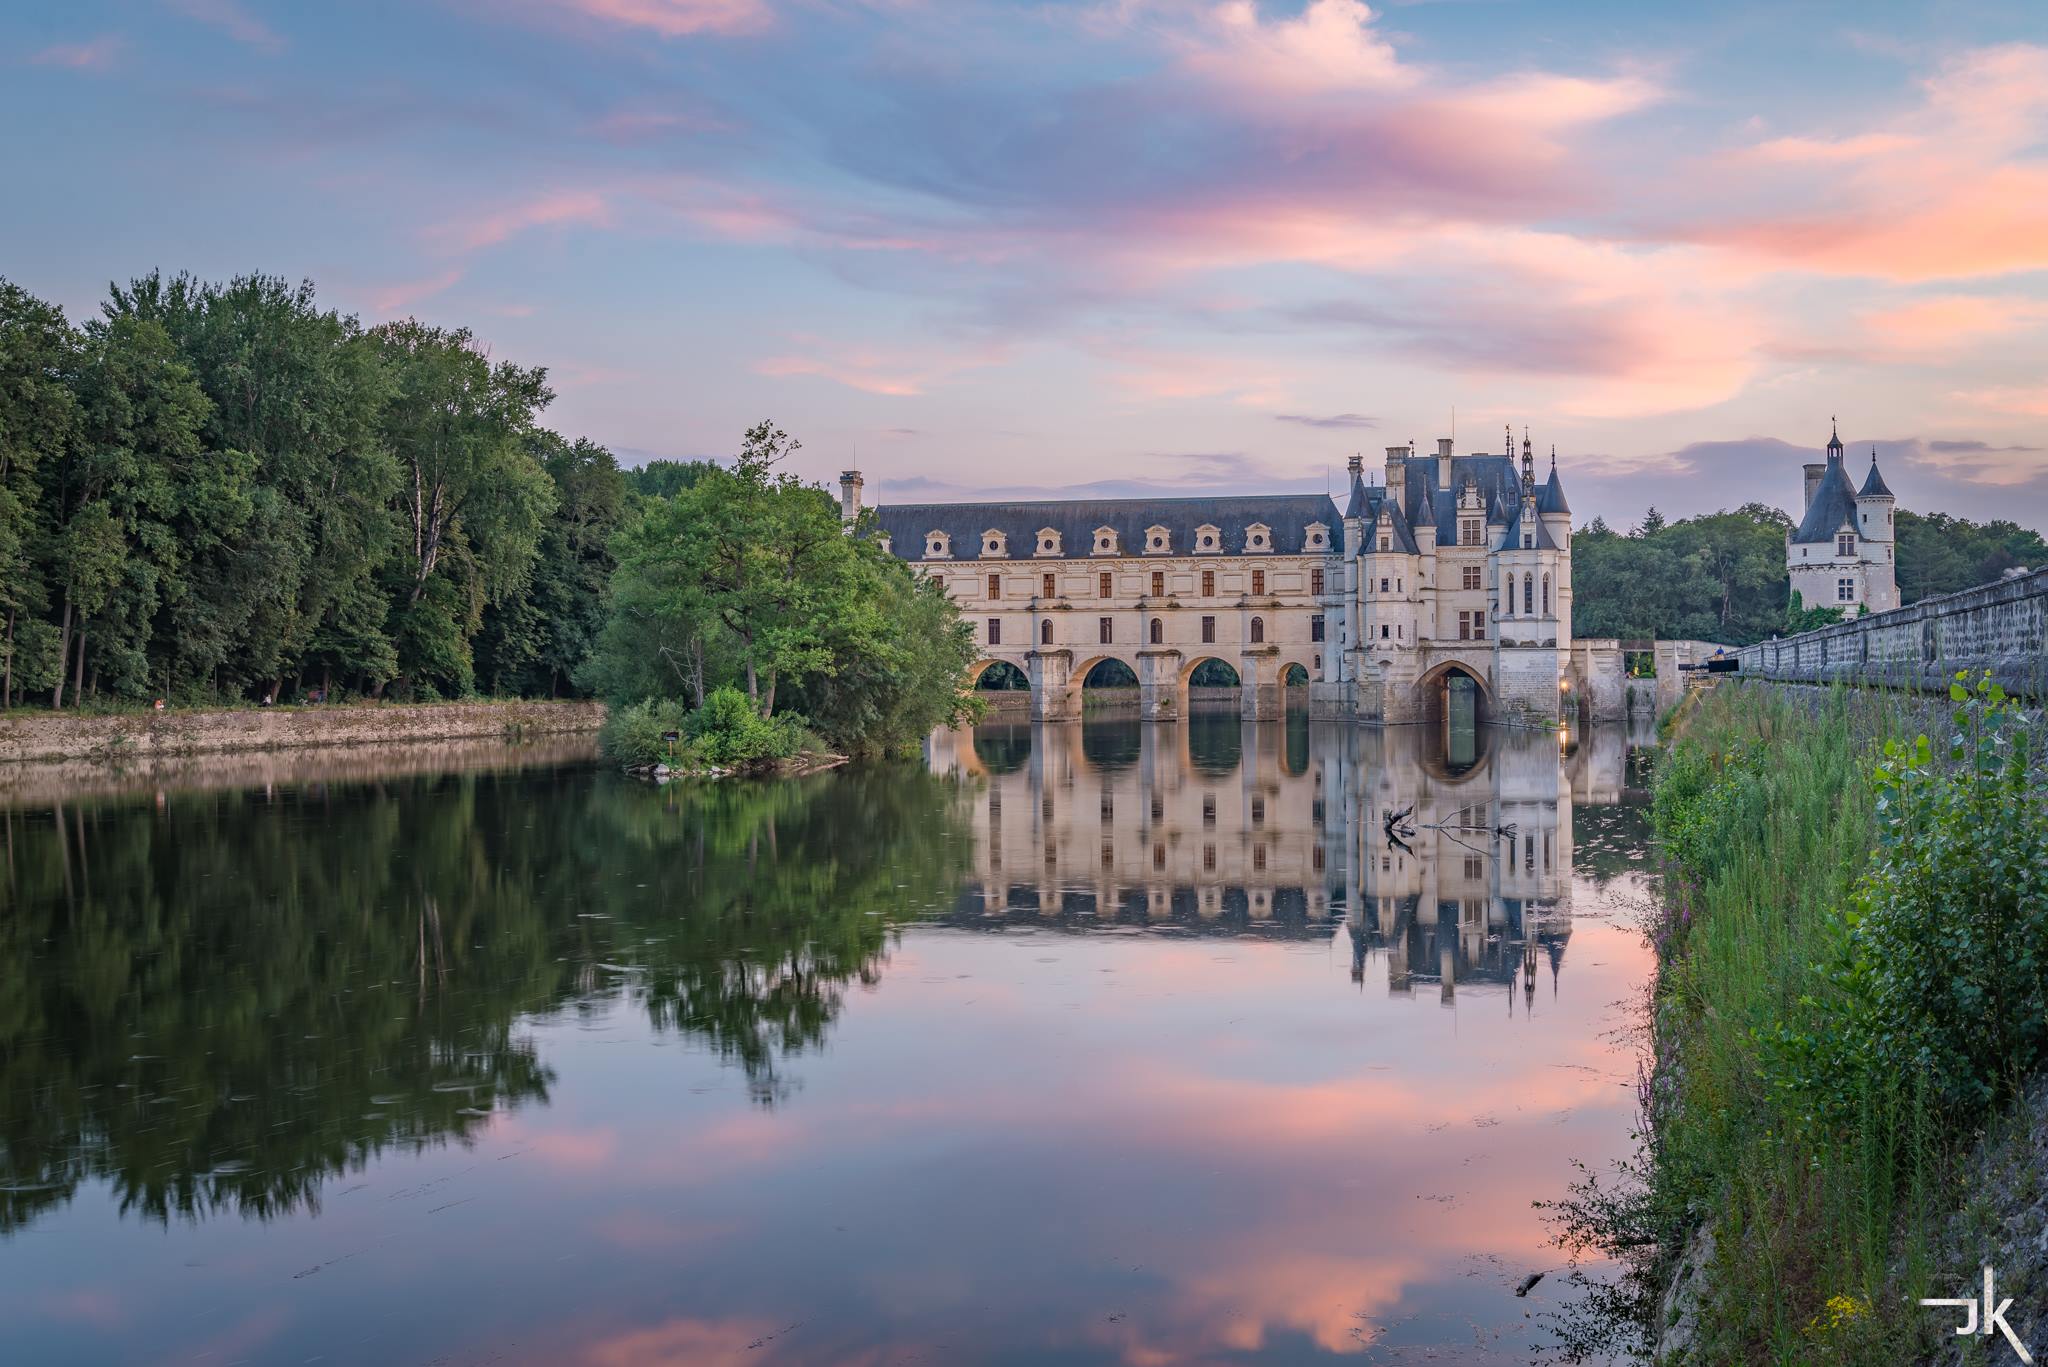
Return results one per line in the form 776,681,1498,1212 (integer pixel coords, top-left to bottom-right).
1572,503,2047,646
0,273,624,708
0,272,975,754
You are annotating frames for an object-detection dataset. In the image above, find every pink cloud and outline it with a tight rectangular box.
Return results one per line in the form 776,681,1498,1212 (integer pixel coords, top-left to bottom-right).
1861,295,2047,354
1179,0,1416,96
756,335,1007,396
577,1314,783,1366
433,190,613,252
167,0,286,55
1951,385,2048,419
30,36,121,70
559,0,773,38
1686,44,2048,282
369,266,465,315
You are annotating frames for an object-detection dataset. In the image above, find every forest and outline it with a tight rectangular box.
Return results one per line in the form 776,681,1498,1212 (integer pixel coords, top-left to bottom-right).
1571,503,2046,646
0,273,976,757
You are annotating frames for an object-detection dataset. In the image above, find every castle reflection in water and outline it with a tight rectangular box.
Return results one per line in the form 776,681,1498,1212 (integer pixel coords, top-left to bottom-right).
925,710,1651,1008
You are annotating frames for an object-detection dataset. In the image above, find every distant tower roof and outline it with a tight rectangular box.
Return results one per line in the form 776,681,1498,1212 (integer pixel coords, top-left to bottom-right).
1826,417,1844,459
1538,451,1571,515
1346,453,1368,519
1859,448,1893,498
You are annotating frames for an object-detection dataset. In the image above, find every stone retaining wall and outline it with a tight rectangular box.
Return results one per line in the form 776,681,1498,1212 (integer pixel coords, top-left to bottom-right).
1734,567,2047,696
0,700,606,766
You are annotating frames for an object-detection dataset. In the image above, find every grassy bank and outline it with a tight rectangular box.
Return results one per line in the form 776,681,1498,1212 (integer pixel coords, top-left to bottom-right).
1553,678,2048,1364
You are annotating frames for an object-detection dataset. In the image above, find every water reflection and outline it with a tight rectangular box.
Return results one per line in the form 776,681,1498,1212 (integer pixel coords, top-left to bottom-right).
0,720,1655,1366
0,766,969,1232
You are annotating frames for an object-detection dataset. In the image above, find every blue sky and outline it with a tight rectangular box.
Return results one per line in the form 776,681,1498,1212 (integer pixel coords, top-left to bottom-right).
5,0,2046,529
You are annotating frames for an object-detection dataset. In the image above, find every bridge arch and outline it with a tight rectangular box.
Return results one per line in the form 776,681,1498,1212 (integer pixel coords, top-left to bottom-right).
969,658,1031,691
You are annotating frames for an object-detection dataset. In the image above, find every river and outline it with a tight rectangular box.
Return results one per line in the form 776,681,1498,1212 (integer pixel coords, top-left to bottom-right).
0,714,1656,1365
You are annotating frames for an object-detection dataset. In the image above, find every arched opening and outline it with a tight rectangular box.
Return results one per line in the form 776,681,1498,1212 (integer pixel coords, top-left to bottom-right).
1187,658,1240,687
1542,573,1551,616
1250,616,1265,644
1149,617,1163,645
1280,662,1310,714
1419,663,1487,770
1281,662,1309,687
1081,658,1137,688
974,660,1029,691
972,722,1032,774
1040,619,1052,645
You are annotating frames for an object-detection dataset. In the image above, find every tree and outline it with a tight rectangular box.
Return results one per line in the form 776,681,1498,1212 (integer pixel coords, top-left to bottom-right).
0,280,79,708
369,320,555,697
1895,510,2048,604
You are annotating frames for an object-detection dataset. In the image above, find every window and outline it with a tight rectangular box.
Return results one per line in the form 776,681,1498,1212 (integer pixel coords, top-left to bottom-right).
1041,572,1055,598
1464,855,1483,880
987,618,1001,644
1151,570,1165,597
1098,571,1113,598
1311,568,1324,595
1095,528,1119,554
1251,569,1264,596
1462,564,1482,591
1837,578,1856,602
1311,615,1325,642
982,530,1007,557
1522,532,1533,549
1380,624,1390,639
1201,615,1216,644
1458,612,1472,641
1202,795,1215,826
1038,532,1059,554
1203,844,1216,871
1379,577,1389,593
1098,616,1113,644
1150,795,1163,823
988,573,1001,599
1253,844,1266,872
1040,620,1052,644
1837,532,1856,557
1523,575,1534,615
1149,618,1163,645
1153,844,1165,871
1250,617,1265,644
1542,573,1551,615
1251,797,1264,825
927,531,951,558
1460,518,1482,544
1101,794,1113,822
1201,570,1215,596
1378,535,1390,552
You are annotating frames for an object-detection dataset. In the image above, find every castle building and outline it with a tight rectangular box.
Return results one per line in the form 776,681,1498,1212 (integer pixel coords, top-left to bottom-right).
1787,422,1897,614
853,425,1578,728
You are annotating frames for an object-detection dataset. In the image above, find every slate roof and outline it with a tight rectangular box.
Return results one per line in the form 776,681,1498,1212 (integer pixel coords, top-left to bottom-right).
874,493,1342,561
1355,484,1421,554
1538,466,1571,515
1792,455,1861,544
1858,454,1893,499
1392,453,1528,548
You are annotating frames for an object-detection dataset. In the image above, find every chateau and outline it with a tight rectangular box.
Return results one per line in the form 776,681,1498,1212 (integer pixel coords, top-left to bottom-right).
854,428,1583,727
1787,422,1898,614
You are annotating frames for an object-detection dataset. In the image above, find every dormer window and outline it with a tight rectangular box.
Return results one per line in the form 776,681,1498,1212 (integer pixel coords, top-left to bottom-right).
1093,526,1119,555
1304,522,1329,551
980,529,1008,558
925,530,952,559
1035,527,1062,557
878,534,893,556
1244,522,1271,553
1194,524,1221,552
1836,532,1855,557
1144,525,1170,554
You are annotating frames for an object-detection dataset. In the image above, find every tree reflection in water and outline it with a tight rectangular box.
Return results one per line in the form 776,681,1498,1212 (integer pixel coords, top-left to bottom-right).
0,764,970,1230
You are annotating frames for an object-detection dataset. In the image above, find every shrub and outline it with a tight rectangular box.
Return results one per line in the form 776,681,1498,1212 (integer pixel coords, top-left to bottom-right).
600,697,693,767
687,686,821,768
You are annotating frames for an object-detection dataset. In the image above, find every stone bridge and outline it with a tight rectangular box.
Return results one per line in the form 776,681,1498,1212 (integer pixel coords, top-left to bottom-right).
968,646,1316,722
1733,567,2047,697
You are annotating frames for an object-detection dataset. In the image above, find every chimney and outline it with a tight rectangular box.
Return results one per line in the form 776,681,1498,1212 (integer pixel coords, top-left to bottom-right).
838,469,864,523
1801,463,1824,512
1436,437,1453,486
1384,444,1410,495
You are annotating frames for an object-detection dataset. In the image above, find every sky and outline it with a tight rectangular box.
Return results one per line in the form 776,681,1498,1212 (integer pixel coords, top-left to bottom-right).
5,0,2047,531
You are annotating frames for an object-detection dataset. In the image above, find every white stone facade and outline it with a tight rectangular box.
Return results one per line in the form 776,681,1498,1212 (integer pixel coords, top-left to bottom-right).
856,431,1578,727
1786,423,1898,615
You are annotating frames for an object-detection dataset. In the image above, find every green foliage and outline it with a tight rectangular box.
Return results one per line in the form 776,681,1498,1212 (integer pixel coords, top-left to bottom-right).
1572,503,1793,645
599,696,695,767
688,685,812,767
1896,509,2047,604
588,420,978,757
0,272,626,709
1558,681,2048,1364
1784,589,1847,635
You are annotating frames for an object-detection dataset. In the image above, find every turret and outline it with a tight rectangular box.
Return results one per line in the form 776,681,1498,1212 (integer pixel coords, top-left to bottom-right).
1856,446,1898,610
839,469,864,522
1343,454,1367,556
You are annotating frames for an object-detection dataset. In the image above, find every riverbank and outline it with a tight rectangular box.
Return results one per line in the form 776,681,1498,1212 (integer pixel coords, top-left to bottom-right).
0,699,605,766
1555,678,2048,1364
